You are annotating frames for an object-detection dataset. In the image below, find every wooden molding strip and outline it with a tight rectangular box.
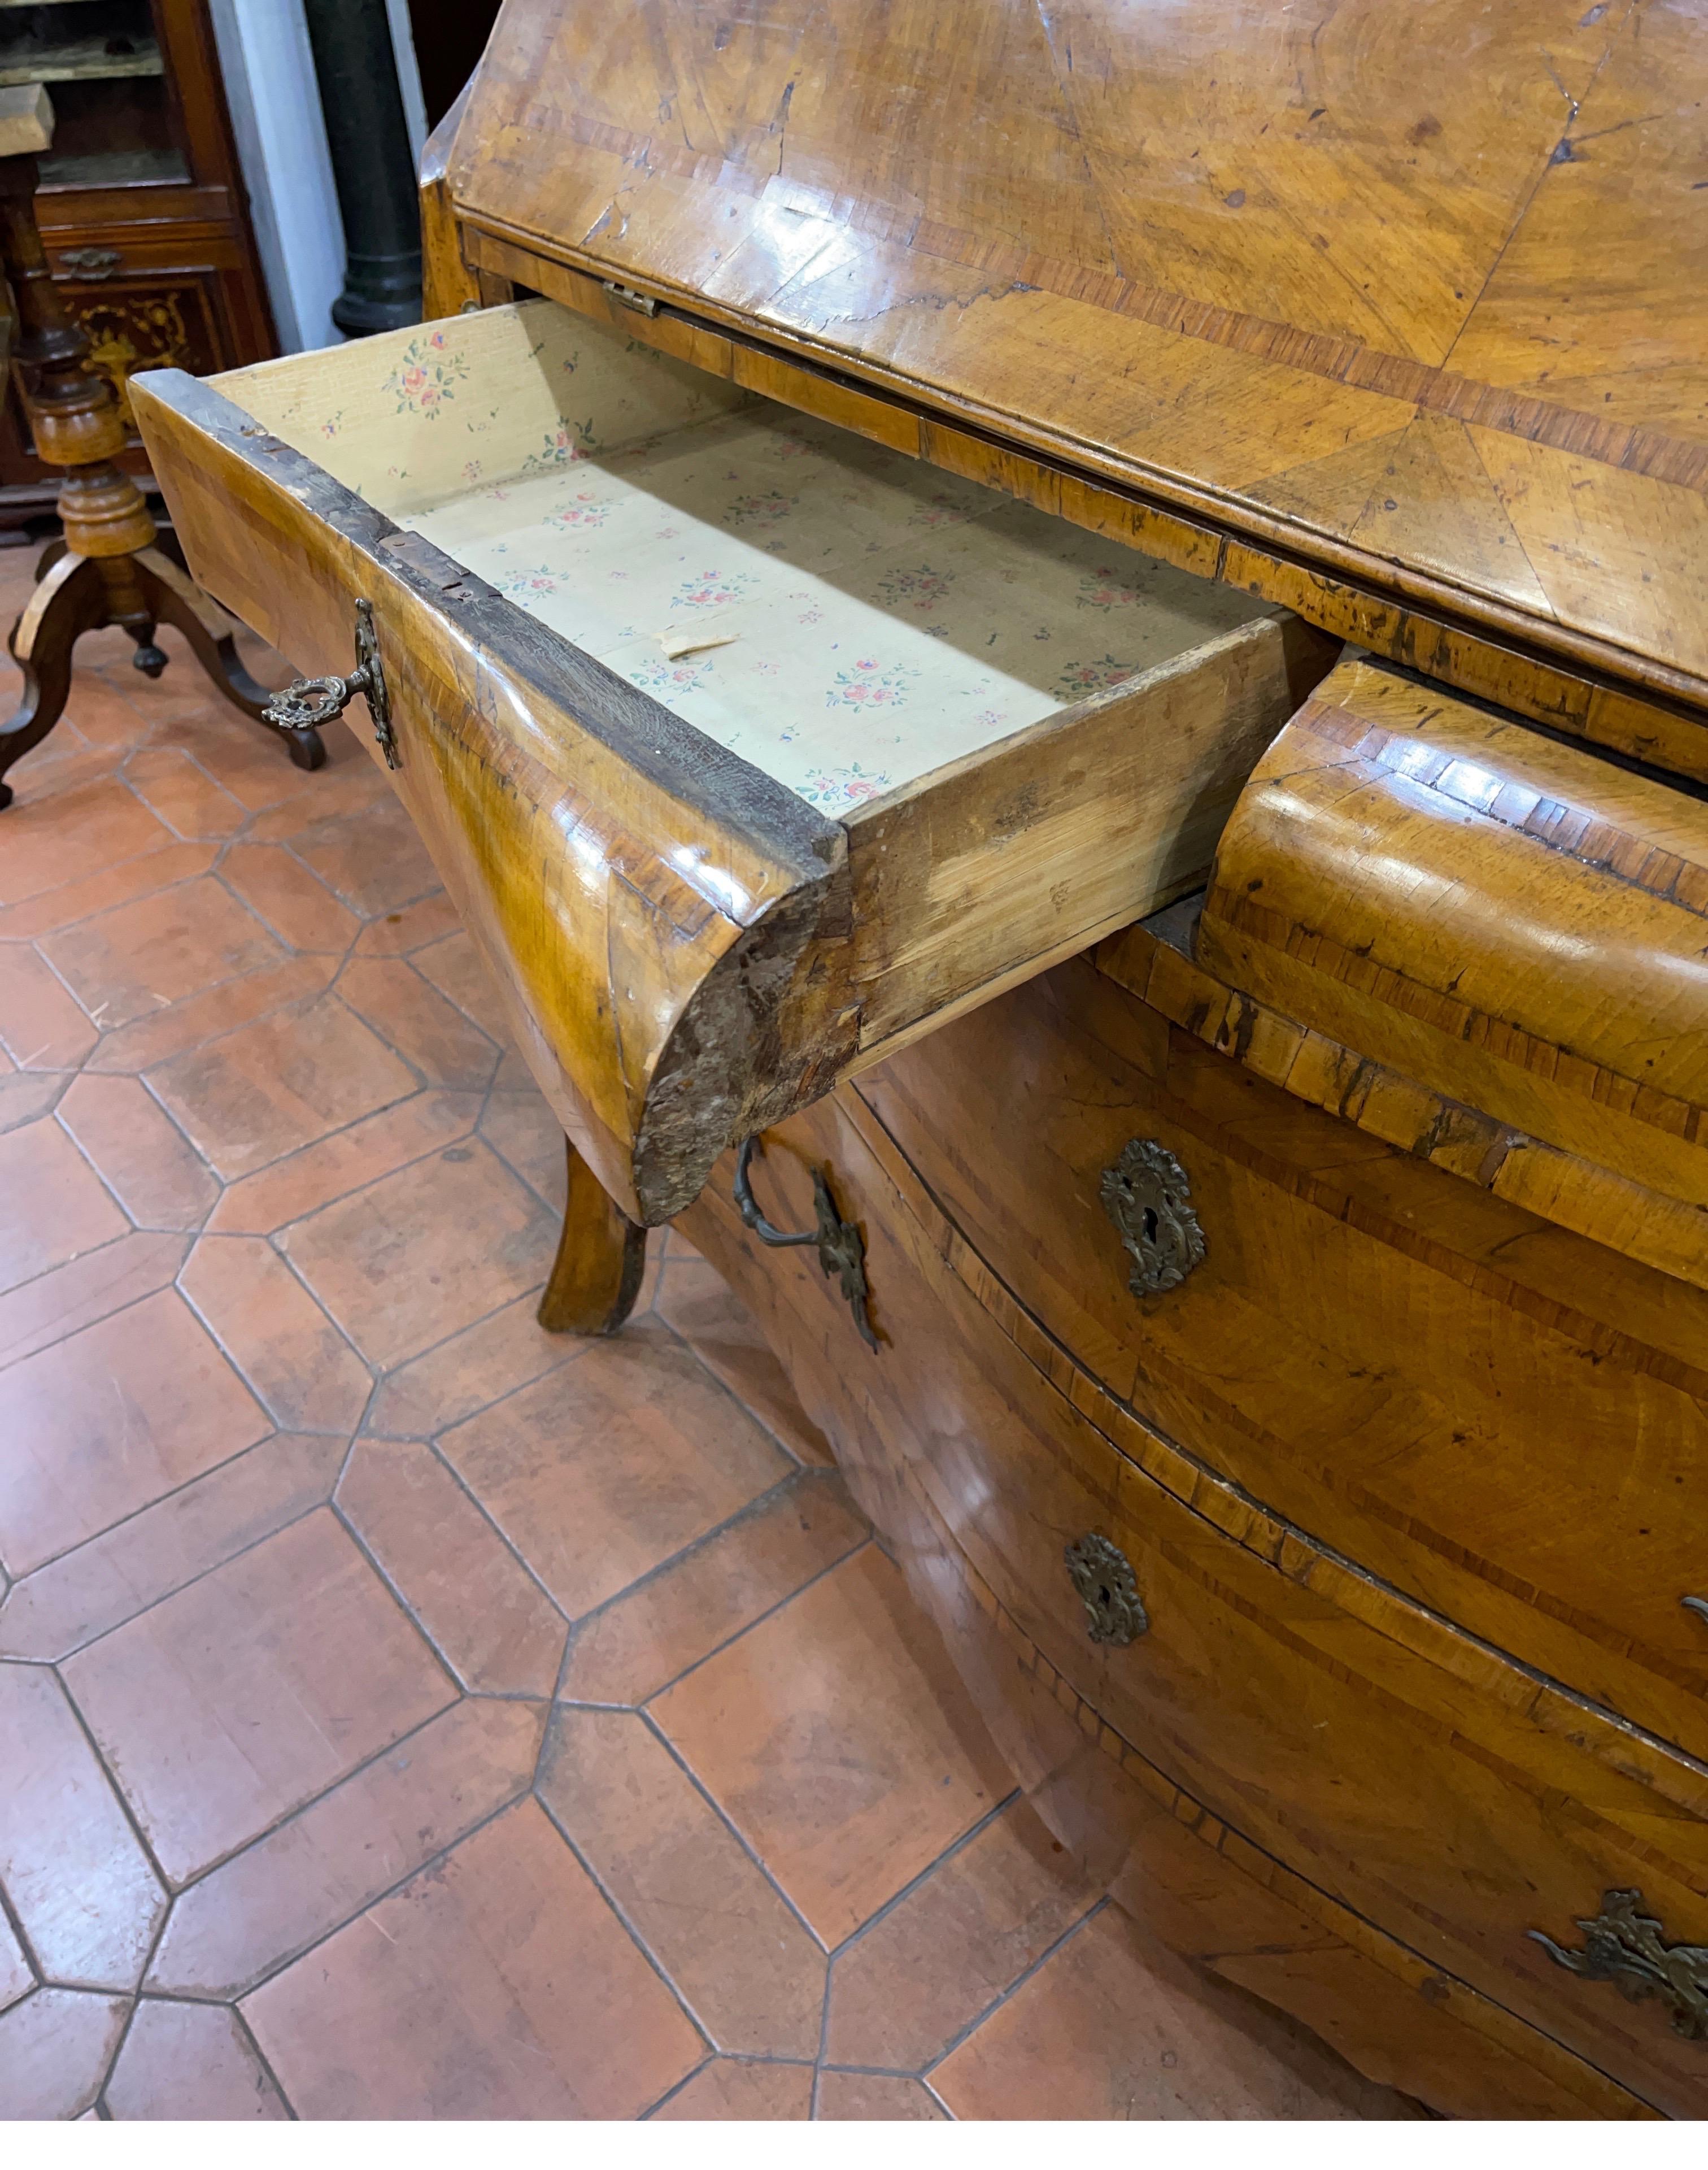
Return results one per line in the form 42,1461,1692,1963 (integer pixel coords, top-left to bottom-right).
1096,915,1708,1304
460,217,1708,769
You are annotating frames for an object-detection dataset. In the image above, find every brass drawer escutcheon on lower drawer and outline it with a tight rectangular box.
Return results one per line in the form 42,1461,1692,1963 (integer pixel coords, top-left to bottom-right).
734,1136,878,1353
1100,1137,1205,1297
1532,1891,1708,2043
1065,1532,1149,1646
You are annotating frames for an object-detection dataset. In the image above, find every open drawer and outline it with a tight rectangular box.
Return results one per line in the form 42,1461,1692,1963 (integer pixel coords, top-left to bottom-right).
133,301,1337,1223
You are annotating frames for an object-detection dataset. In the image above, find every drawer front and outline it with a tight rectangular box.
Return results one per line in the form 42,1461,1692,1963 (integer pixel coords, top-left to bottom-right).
689,1176,1645,2124
1197,658,1708,1257
857,956,1708,1765
133,301,1333,1225
132,358,848,1228
687,1089,1708,2114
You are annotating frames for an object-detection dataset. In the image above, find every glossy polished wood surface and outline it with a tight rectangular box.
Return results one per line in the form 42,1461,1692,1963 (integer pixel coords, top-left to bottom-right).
680,1066,1708,2115
445,0,1708,724
862,957,1708,1767
134,308,1325,1223
1196,656,1708,1287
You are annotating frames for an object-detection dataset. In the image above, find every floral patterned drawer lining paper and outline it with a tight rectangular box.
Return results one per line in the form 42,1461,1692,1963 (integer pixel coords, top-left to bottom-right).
221,303,1271,813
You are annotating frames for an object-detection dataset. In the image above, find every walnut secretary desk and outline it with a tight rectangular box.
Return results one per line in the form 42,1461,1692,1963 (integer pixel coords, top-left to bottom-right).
133,0,1708,2117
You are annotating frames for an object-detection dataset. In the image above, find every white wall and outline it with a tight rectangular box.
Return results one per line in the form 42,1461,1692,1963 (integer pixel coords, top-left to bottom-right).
210,0,432,355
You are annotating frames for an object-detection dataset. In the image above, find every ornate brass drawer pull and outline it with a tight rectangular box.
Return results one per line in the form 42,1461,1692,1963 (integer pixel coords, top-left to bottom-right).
1531,1889,1708,2039
1065,1533,1149,1646
59,247,122,279
1100,1138,1205,1297
263,597,396,768
733,1136,878,1351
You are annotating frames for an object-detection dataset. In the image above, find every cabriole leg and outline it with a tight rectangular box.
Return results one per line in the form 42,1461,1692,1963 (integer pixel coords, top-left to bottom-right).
537,1135,648,1335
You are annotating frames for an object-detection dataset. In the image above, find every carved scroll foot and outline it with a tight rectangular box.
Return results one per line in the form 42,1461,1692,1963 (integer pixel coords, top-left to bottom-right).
133,546,326,772
0,543,327,810
1,550,110,808
537,1136,648,1336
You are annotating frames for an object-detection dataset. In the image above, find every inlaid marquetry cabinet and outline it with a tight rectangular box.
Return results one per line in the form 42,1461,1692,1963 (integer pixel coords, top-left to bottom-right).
0,0,273,522
133,0,1708,2119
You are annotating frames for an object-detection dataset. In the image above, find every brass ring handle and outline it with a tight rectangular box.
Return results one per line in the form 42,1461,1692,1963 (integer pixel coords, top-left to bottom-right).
1531,1889,1708,2041
733,1137,879,1352
1683,1597,1708,1626
263,598,396,768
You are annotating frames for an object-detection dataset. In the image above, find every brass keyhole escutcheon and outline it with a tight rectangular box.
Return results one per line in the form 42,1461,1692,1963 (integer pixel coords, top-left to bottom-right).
1065,1533,1148,1646
1100,1138,1205,1297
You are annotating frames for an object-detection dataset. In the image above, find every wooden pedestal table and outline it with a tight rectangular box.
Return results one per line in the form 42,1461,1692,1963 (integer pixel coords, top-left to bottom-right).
0,86,324,810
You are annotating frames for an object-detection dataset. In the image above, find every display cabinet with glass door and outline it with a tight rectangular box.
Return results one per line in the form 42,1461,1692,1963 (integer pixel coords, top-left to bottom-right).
0,0,273,522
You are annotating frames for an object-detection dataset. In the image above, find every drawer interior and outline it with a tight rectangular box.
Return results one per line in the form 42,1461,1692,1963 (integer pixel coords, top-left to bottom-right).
140,303,1336,1221
221,300,1280,816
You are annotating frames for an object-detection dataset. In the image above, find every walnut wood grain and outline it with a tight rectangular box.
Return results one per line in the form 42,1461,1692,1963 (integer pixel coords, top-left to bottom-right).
1195,656,1708,1263
132,367,844,1224
681,1081,1708,2114
440,0,1708,729
536,1136,647,1334
134,313,1320,1222
1099,905,1708,1321
466,228,1708,788
857,955,1708,1767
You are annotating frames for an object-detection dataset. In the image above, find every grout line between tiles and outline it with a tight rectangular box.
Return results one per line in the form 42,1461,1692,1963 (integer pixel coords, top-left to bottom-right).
0,844,210,943
145,1686,510,1913
0,1063,76,1120
633,1703,829,1955
821,1784,1023,1967
636,2054,715,2120
0,1223,186,1364
0,1421,315,1594
531,1779,717,2058
189,1776,536,2008
50,1104,147,1237
418,1434,578,1627
232,1999,299,2119
172,1273,360,1440
646,1298,825,1473
327,1493,490,1702
632,1532,875,1710
49,1659,185,1901
556,1460,862,1673
215,1100,489,1242
0,1849,47,1991
921,1893,1110,2088
14,1484,339,1664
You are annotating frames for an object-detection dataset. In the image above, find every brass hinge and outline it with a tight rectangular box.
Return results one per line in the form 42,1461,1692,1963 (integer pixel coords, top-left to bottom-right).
602,280,659,317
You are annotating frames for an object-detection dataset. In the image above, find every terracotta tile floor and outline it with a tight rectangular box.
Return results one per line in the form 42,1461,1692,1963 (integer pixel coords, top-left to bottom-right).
0,542,1418,2121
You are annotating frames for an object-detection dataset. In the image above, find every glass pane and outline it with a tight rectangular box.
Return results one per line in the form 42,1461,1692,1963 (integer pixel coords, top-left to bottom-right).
0,1,188,190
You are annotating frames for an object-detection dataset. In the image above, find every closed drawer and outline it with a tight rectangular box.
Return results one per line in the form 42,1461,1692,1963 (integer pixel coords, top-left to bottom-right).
691,1087,1708,2116
857,956,1708,1766
131,299,1336,1224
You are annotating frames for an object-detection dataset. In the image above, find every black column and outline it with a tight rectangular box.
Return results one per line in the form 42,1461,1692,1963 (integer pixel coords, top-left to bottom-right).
302,0,422,335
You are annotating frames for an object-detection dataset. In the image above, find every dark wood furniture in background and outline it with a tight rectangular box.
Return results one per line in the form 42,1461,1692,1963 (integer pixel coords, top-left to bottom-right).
0,84,318,807
136,0,1708,2117
0,0,273,530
